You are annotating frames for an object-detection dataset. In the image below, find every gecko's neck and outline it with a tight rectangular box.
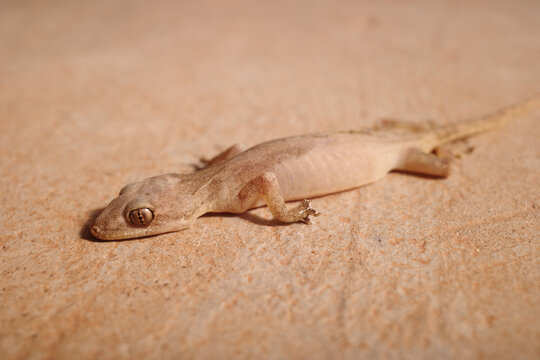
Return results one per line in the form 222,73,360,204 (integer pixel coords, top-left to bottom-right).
179,164,225,218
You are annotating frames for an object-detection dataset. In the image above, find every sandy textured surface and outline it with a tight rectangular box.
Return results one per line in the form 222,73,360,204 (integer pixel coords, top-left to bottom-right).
1,0,539,359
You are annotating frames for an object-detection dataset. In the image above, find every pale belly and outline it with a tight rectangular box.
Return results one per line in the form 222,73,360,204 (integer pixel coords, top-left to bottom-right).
273,140,402,201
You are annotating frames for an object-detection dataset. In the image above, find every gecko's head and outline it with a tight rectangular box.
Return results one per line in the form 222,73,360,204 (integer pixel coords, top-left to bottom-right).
91,174,197,240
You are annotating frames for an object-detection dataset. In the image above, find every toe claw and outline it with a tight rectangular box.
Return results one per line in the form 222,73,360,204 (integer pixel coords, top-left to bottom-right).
299,199,319,224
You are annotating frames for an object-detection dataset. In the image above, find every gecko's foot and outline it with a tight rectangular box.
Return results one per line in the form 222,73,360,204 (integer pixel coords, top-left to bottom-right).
375,118,436,133
191,157,212,171
199,157,211,165
198,144,245,169
298,199,319,225
435,140,474,160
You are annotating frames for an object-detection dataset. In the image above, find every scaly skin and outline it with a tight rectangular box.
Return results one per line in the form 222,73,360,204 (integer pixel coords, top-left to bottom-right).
91,97,540,240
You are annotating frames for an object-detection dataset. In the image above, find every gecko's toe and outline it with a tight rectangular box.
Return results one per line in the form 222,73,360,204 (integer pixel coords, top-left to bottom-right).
298,199,319,224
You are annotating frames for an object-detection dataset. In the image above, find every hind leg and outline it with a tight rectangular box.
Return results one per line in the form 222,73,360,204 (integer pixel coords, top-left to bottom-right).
374,118,437,133
435,141,474,159
395,148,451,178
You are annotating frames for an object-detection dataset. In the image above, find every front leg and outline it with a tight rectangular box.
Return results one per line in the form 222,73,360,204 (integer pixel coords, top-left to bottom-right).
234,172,318,224
200,144,245,168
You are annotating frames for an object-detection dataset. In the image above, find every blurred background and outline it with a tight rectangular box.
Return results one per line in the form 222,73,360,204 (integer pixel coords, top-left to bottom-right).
1,0,539,359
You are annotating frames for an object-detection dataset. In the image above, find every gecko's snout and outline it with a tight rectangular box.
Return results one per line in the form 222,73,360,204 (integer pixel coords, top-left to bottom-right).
90,217,134,241
90,204,133,241
90,221,111,240
90,224,103,239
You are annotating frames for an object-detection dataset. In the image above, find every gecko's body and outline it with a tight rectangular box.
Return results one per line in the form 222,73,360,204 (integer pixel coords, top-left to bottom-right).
91,98,539,240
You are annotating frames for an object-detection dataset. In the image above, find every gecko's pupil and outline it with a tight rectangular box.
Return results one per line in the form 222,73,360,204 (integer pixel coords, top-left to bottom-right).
128,208,153,227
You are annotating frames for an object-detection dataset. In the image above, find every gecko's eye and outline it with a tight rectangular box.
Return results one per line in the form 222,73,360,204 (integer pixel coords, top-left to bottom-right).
125,199,155,227
128,208,154,227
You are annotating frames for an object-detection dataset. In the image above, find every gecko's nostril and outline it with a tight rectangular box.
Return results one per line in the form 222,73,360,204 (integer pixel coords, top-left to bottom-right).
90,224,100,237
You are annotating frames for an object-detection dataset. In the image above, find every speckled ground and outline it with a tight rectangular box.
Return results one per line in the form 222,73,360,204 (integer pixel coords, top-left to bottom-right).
1,0,539,359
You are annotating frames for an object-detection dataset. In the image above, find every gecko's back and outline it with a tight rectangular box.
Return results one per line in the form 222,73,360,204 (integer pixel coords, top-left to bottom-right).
216,131,406,201
240,96,540,201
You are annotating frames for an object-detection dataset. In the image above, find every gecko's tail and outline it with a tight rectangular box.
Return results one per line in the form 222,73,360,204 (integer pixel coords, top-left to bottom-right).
421,95,540,151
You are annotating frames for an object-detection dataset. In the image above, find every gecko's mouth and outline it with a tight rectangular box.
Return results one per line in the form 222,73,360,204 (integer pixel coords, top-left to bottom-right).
90,215,192,240
90,224,179,240
90,224,137,240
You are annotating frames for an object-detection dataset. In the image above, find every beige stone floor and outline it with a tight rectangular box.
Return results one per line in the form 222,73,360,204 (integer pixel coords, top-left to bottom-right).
1,0,539,359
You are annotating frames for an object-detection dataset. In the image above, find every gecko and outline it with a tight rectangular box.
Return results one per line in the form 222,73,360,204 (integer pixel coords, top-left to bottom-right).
91,97,539,240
